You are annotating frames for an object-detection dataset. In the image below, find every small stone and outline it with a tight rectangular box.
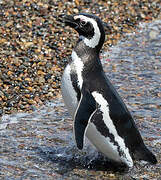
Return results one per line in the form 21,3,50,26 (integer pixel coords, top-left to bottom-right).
7,71,13,76
149,30,159,40
25,78,32,82
5,21,13,27
47,92,53,97
38,77,45,84
37,70,45,76
28,99,36,105
27,87,33,92
73,8,79,14
0,38,7,44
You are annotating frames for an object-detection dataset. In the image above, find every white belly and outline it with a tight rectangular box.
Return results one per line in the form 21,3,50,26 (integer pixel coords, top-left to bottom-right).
61,65,78,117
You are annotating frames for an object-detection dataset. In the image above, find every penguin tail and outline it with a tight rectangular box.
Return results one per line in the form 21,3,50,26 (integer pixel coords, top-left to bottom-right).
133,144,157,164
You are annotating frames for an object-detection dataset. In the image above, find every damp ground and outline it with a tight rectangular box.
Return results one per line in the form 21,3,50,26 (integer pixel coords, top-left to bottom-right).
0,20,161,180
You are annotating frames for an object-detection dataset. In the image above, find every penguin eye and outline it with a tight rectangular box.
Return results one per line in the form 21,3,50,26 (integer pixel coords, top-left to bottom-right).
80,20,87,26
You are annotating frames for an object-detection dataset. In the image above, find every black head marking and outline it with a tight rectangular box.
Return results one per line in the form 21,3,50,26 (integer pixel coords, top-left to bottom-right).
62,13,106,51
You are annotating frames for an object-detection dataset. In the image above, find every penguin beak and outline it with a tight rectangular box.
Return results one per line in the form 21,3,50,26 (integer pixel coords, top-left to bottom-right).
58,14,79,29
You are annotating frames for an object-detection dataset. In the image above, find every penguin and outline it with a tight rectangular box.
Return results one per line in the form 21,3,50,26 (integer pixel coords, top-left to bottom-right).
60,13,157,168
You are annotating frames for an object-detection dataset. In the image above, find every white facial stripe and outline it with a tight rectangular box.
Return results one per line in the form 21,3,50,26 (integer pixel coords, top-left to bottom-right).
71,50,84,89
74,15,87,22
74,15,101,48
91,91,133,167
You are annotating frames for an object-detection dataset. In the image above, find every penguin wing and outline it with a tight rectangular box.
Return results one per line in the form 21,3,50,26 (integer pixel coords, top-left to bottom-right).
74,87,96,149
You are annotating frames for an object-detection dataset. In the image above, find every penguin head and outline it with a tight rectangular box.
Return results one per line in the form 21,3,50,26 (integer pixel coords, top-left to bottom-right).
62,13,106,51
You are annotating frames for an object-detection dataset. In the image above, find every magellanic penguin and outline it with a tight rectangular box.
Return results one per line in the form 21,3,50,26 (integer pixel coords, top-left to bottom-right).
60,13,157,168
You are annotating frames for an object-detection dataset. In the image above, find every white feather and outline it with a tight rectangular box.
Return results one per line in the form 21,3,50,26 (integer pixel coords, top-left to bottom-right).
71,50,84,89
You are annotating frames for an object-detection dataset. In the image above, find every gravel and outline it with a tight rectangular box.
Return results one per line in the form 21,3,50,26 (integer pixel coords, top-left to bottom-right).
0,0,160,115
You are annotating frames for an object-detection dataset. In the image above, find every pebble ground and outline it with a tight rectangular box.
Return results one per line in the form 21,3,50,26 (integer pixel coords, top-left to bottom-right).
0,0,161,115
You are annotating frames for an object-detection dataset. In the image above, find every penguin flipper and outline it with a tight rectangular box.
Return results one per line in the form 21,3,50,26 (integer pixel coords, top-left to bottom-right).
74,88,96,150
